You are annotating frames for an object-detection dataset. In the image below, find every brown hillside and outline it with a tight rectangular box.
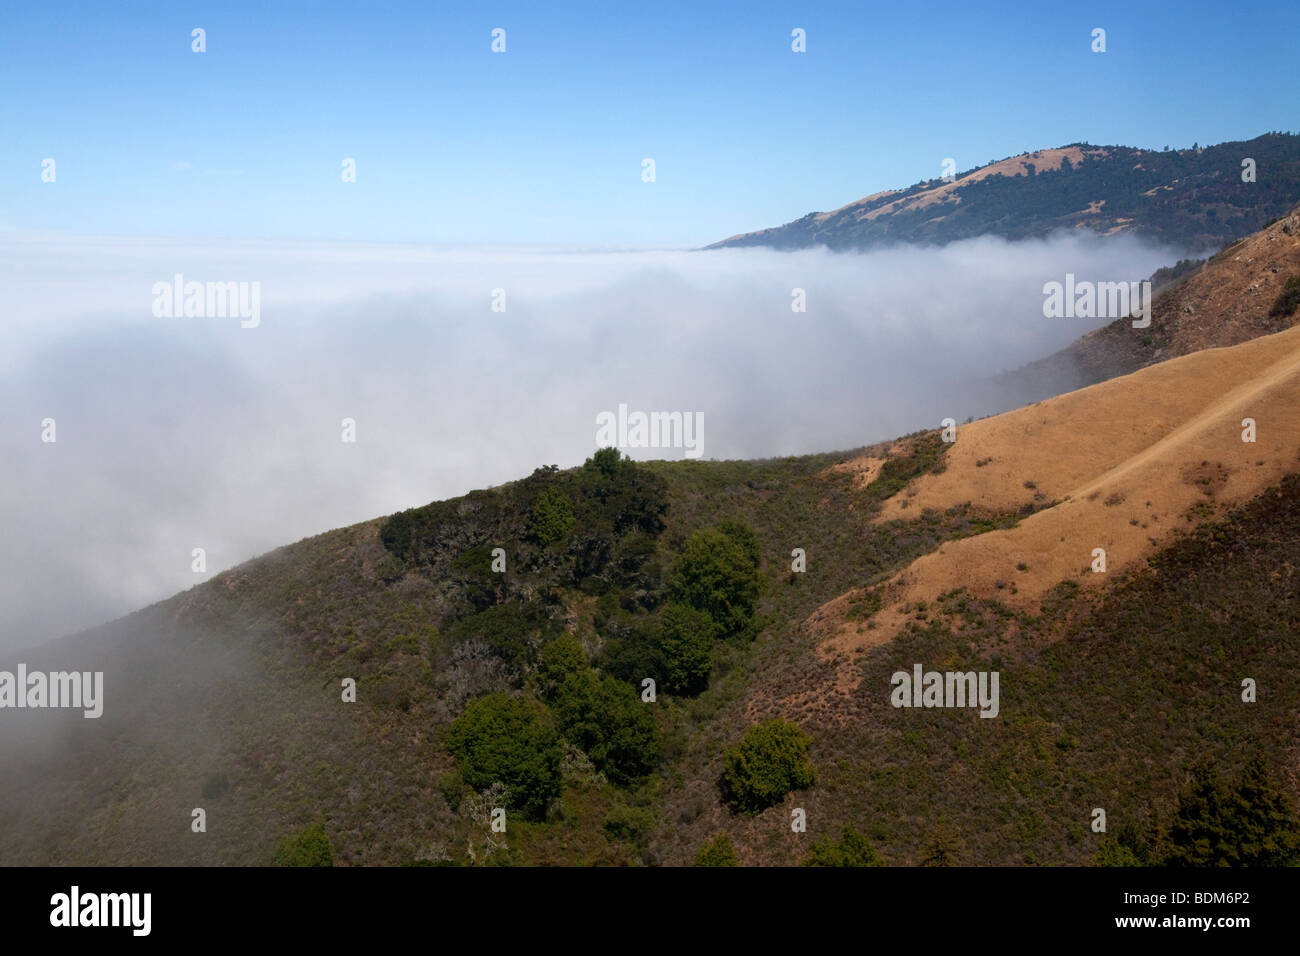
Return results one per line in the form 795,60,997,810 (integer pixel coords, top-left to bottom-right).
795,320,1300,714
1001,203,1300,394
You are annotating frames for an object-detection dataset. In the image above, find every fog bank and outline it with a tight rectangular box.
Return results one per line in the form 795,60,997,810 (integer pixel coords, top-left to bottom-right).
0,232,1182,648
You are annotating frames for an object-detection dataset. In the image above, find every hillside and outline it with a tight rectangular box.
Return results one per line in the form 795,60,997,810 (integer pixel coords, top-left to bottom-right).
814,320,1300,684
974,202,1300,414
707,132,1300,253
5,214,1300,868
4,350,1299,867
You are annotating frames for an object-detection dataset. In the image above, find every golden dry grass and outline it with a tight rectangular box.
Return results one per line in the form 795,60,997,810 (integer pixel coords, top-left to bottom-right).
806,322,1300,702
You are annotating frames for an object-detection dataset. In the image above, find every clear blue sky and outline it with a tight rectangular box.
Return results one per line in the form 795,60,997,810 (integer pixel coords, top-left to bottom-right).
3,0,1296,246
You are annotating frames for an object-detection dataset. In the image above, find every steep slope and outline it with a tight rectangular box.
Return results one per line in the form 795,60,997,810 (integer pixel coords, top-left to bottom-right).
982,203,1300,404
0,451,952,865
683,471,1300,865
7,216,1300,866
707,132,1300,253
802,320,1300,706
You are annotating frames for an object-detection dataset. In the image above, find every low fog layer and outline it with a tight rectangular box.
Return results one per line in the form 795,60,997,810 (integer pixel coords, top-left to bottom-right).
0,232,1182,649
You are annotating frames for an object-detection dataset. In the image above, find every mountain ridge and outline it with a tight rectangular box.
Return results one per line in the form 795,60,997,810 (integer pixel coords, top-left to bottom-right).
707,132,1300,253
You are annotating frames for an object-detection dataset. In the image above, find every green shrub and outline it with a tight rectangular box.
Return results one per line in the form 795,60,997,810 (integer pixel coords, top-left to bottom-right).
445,600,556,676
437,770,465,809
271,822,334,867
1094,840,1143,867
1269,275,1300,318
450,544,504,612
446,692,564,820
585,447,625,479
603,803,657,847
577,448,669,536
657,602,715,695
530,486,575,545
721,719,815,814
918,819,965,867
670,525,761,641
716,518,761,571
694,833,738,866
553,670,659,785
803,825,885,866
536,632,587,698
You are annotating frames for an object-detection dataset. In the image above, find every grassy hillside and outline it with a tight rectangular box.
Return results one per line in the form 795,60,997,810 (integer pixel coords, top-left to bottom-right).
3,426,1297,865
0,438,969,865
6,271,1300,865
697,473,1300,865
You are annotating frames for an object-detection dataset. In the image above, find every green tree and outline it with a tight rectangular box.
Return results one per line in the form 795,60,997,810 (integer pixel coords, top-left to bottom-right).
1164,755,1300,866
576,448,668,539
657,602,715,695
536,632,587,699
803,825,885,866
918,819,965,867
585,446,626,479
530,486,575,545
695,833,739,866
720,719,815,815
716,518,761,571
271,822,334,867
553,670,660,785
670,525,761,641
1094,840,1142,867
446,692,564,821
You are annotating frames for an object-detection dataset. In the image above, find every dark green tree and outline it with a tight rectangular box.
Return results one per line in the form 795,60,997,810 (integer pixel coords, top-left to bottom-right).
530,486,575,545
670,525,761,641
446,692,564,821
657,602,715,695
1164,755,1300,866
585,446,626,479
716,518,761,568
1269,275,1300,318
553,670,659,785
720,719,815,814
1093,818,1155,867
918,819,965,867
1094,840,1143,867
535,632,587,699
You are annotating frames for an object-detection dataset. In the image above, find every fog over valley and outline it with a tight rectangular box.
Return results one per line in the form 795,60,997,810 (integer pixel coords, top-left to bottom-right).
0,232,1182,650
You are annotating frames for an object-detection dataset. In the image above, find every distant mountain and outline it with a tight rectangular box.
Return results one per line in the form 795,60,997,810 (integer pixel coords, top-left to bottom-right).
707,132,1300,253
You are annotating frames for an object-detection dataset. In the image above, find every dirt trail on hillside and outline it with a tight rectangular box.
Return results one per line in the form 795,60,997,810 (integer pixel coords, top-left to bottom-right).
1063,337,1300,502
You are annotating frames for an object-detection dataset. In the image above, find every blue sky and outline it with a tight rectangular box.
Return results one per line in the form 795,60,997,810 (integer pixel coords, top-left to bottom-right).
3,0,1297,246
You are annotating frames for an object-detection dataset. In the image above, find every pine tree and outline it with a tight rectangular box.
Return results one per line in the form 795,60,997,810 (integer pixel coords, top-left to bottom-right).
1164,755,1300,866
918,818,965,866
